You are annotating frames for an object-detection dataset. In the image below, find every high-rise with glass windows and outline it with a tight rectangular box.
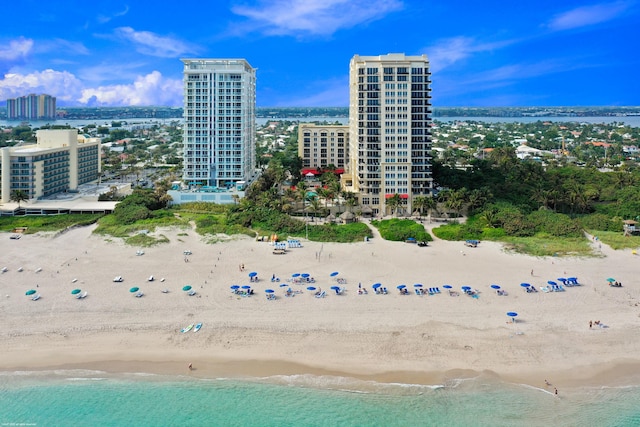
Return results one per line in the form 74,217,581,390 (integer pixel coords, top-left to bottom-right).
181,59,256,189
6,94,56,120
347,53,432,216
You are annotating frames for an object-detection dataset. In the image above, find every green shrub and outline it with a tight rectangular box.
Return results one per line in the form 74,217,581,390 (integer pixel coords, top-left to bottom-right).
577,213,623,232
371,218,432,242
527,210,582,237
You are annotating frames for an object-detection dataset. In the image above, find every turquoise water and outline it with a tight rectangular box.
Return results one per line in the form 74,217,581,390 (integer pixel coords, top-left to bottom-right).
1,371,639,427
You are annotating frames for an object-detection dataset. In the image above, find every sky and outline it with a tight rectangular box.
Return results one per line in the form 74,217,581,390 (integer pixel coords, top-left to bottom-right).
1,0,638,108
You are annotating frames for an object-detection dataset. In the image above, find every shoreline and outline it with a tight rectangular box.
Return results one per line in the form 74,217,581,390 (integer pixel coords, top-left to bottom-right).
2,224,640,396
4,328,640,392
5,353,640,393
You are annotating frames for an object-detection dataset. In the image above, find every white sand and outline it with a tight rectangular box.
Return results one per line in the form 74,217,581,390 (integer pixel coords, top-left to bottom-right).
1,221,640,388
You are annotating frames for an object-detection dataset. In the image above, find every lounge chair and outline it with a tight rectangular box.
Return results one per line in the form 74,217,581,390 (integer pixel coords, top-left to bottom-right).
188,290,197,296
31,293,41,301
135,291,144,298
78,291,88,299
315,290,326,298
266,293,276,300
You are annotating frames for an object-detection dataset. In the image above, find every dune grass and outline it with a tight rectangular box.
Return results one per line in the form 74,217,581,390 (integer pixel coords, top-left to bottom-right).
588,230,640,250
500,234,595,257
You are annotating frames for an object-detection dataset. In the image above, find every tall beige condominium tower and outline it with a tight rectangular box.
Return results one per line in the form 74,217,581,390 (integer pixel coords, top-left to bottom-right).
348,53,432,216
181,59,256,189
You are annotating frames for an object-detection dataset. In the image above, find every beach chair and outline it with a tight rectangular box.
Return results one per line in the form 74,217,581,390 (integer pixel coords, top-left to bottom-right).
31,293,41,301
315,290,326,298
135,291,144,298
188,290,197,296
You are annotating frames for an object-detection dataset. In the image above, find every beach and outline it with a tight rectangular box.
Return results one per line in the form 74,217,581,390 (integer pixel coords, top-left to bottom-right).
1,222,640,393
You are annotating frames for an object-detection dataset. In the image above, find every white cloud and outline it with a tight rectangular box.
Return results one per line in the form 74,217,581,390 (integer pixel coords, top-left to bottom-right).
0,69,182,106
113,27,198,57
0,37,34,61
79,71,182,106
231,0,403,36
426,36,517,73
546,1,632,31
36,39,90,56
98,5,130,24
0,69,84,102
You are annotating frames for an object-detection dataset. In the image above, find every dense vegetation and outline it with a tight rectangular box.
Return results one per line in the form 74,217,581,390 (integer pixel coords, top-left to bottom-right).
0,214,103,233
372,218,432,242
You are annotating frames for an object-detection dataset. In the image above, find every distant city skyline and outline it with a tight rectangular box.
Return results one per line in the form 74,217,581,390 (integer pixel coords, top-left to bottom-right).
1,1,638,108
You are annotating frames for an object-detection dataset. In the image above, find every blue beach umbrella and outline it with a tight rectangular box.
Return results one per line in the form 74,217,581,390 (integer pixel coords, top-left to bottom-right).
26,289,37,295
396,285,406,290
330,271,339,277
279,283,288,287
507,312,518,322
461,286,471,291
265,289,275,294
129,287,139,293
301,273,310,278
414,284,423,288
306,286,316,291
547,281,557,286
520,283,531,288
557,278,567,283
292,273,300,278
606,277,615,283
248,272,257,278
331,286,340,291
491,284,501,290
241,285,251,290
372,283,382,290
443,285,452,289
182,285,192,291
230,285,240,290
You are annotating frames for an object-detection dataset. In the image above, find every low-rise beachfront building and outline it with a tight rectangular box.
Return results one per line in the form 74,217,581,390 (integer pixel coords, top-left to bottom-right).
298,123,349,172
0,129,101,203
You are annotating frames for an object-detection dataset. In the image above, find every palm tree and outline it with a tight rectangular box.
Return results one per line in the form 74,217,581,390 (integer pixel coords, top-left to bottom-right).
10,190,29,208
423,196,437,222
386,194,401,217
413,196,426,219
307,198,322,222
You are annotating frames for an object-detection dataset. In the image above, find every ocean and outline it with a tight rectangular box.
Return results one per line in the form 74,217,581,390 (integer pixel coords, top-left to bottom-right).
1,370,639,426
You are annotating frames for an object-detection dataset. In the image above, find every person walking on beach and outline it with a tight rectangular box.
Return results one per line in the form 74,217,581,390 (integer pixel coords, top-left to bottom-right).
188,363,193,371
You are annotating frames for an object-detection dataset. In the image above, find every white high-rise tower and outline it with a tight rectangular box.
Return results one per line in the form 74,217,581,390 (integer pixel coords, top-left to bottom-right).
182,59,256,189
